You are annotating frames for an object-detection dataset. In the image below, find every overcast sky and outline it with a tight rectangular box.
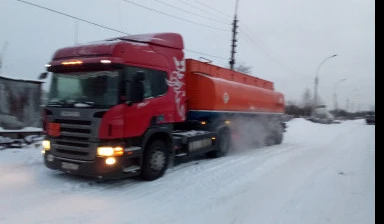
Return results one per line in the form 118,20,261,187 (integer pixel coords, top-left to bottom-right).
0,0,375,111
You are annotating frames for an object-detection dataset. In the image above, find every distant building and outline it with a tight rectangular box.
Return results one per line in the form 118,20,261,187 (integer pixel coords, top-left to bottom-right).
0,75,43,129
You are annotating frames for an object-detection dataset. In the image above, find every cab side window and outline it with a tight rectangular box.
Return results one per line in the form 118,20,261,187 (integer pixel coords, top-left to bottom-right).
150,70,168,97
124,67,168,99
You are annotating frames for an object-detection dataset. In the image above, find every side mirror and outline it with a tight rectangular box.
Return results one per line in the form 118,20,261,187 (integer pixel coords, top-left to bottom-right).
39,72,48,80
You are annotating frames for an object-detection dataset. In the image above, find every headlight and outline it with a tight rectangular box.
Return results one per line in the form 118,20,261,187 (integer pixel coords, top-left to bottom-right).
42,140,50,150
97,146,124,156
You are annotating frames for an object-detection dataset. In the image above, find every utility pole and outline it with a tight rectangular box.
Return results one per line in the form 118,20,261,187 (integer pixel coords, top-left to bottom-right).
313,54,337,113
333,78,346,111
229,0,239,70
0,41,9,74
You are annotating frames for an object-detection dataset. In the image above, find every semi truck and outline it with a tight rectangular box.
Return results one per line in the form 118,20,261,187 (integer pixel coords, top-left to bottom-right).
40,32,286,181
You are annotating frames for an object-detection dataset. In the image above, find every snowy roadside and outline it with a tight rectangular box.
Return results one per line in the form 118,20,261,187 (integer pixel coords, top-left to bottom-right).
0,118,375,224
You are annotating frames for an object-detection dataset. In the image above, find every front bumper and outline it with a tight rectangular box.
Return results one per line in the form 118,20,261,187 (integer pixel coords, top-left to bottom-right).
44,149,142,179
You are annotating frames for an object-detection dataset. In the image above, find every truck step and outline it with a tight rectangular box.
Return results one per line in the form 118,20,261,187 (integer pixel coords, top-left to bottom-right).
123,165,140,173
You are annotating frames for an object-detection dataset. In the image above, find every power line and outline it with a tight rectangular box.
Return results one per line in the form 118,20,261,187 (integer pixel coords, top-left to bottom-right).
239,26,308,79
14,0,229,60
121,0,229,32
193,0,232,18
178,0,230,23
241,26,308,78
154,0,229,25
15,0,310,77
185,49,228,60
15,0,129,35
182,0,307,78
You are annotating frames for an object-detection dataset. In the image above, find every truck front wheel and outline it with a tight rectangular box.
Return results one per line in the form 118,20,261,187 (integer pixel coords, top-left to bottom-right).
141,140,169,181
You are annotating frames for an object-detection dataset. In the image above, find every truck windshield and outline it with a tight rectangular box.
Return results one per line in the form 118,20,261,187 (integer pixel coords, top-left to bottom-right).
47,70,119,107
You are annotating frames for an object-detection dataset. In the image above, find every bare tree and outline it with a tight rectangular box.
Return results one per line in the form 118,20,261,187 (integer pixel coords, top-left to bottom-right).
301,88,312,107
301,88,313,117
285,100,302,117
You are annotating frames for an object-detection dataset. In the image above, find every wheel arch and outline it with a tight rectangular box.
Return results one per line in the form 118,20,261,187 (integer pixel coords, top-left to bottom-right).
142,126,173,153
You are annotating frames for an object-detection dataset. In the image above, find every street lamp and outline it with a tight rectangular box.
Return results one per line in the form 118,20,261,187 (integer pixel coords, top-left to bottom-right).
313,54,338,113
333,78,347,111
346,88,359,112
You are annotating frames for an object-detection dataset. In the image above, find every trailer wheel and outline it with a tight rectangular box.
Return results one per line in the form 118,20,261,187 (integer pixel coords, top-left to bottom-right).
274,129,283,145
265,135,276,146
207,128,231,158
141,140,169,181
267,124,284,146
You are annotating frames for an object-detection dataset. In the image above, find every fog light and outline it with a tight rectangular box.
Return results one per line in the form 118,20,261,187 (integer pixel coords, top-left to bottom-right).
105,157,116,165
42,140,50,150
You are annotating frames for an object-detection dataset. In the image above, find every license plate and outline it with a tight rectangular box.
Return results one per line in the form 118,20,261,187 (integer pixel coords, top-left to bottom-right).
61,162,79,171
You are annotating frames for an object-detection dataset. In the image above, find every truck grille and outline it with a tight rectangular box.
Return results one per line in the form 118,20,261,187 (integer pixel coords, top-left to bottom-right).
55,119,92,141
51,119,96,160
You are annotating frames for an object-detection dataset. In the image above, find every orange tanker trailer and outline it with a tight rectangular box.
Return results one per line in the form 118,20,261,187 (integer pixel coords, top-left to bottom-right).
184,59,285,150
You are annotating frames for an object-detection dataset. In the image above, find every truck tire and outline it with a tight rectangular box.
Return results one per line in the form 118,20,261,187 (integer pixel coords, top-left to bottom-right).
265,123,283,146
273,129,283,145
207,128,231,158
141,140,169,181
272,125,284,145
265,135,276,146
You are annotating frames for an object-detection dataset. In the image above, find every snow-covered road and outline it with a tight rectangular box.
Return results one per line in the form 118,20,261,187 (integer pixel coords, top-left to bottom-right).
0,118,375,224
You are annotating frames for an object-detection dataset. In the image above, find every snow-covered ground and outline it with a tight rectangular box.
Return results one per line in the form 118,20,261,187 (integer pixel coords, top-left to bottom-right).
0,118,375,224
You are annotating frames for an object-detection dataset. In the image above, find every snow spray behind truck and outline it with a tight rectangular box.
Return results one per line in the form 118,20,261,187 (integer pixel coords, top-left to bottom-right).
39,33,285,180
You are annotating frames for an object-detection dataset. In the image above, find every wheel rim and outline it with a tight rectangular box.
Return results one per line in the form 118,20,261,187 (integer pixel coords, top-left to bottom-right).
150,149,166,171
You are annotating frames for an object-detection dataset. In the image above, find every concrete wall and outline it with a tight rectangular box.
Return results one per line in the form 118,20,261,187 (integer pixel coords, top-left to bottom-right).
0,76,43,129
